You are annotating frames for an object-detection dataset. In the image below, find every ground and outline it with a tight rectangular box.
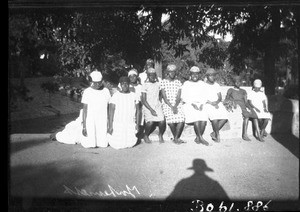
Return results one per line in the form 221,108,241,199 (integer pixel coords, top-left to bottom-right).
8,77,300,211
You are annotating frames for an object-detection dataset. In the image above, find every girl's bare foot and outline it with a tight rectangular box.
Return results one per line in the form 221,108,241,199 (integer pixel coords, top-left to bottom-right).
210,132,216,141
199,137,210,146
158,135,164,143
242,134,251,141
143,135,152,144
174,138,186,144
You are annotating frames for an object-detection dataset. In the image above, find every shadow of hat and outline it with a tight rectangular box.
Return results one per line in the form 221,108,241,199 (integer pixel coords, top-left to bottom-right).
187,159,214,172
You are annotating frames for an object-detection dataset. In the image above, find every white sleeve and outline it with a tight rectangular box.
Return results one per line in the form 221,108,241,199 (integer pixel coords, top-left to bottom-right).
81,88,89,104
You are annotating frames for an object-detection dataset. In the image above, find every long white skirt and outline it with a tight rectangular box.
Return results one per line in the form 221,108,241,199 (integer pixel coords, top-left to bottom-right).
183,103,208,124
108,122,137,149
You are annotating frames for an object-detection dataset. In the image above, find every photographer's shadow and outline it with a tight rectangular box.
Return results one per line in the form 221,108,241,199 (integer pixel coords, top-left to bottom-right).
167,159,229,201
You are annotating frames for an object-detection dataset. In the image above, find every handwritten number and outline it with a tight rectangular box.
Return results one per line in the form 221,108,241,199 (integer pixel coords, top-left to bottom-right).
219,201,227,212
252,201,263,211
244,201,253,211
206,203,214,212
190,200,204,212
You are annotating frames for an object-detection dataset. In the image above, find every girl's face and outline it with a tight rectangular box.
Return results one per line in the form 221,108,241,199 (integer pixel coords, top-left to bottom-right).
206,74,216,83
120,81,130,93
91,81,102,90
148,73,157,83
190,72,199,82
234,79,241,88
253,87,261,92
168,71,176,79
129,75,137,84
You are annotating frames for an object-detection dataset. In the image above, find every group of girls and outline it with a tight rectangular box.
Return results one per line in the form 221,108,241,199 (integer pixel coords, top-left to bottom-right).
51,59,271,149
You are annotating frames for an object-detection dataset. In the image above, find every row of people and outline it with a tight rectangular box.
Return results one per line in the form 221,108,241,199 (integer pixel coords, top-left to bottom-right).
51,62,271,149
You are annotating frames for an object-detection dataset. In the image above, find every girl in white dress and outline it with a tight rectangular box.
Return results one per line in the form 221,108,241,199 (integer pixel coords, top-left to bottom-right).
107,76,140,149
53,70,111,148
204,68,228,143
141,68,166,144
181,66,210,146
248,79,271,142
81,70,111,148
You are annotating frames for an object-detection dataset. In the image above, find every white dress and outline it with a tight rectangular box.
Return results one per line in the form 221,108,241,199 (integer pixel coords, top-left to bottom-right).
141,82,164,122
248,90,271,119
108,91,138,149
181,80,208,123
56,110,83,145
204,82,228,120
81,87,111,148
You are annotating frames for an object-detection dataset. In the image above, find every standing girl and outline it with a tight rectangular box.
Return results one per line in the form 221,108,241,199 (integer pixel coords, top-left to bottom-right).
160,64,185,144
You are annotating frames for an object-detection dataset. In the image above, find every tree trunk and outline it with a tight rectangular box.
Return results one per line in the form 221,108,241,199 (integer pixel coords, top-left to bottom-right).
295,7,300,85
264,48,276,95
151,8,164,78
263,7,281,95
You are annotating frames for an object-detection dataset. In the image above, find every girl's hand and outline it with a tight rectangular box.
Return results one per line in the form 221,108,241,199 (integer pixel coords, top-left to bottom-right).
150,109,157,116
254,108,260,113
199,104,203,111
192,103,199,110
107,127,113,135
82,127,87,137
172,106,178,114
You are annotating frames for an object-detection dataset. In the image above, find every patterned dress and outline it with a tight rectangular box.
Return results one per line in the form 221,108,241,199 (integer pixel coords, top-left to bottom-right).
160,79,185,124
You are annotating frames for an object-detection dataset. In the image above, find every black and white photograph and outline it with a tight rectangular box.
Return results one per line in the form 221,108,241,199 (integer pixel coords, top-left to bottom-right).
8,0,299,211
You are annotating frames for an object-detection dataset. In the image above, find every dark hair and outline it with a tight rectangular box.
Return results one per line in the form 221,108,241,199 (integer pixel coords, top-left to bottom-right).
119,76,130,84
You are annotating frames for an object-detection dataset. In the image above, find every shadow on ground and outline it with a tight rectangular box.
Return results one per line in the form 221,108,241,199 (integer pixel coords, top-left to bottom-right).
10,138,49,154
166,158,229,201
269,98,299,158
9,113,79,134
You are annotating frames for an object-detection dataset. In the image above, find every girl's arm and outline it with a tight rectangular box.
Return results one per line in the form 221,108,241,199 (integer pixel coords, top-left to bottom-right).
161,88,173,108
262,99,269,112
224,89,232,101
82,104,88,136
174,89,182,108
141,92,157,116
207,92,222,108
107,103,115,134
135,103,141,130
248,99,260,112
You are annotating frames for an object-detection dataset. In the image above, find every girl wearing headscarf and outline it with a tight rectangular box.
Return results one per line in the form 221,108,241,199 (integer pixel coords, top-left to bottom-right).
107,76,140,149
141,67,166,144
225,75,259,141
181,66,210,146
204,68,228,143
247,79,271,142
53,70,111,148
160,64,185,144
81,70,111,148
